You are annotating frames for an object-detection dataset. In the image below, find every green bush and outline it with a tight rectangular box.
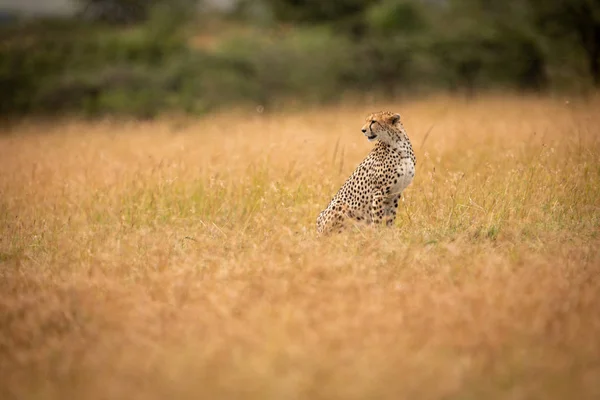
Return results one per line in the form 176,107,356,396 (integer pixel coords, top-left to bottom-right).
0,9,195,117
214,28,353,105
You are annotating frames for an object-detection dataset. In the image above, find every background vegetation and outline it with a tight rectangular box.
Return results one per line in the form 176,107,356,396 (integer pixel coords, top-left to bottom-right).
0,0,599,118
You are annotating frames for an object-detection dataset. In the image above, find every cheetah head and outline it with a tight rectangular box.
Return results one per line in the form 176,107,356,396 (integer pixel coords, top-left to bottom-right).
361,111,401,143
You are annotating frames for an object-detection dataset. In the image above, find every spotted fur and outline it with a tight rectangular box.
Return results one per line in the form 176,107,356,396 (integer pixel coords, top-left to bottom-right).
316,111,416,235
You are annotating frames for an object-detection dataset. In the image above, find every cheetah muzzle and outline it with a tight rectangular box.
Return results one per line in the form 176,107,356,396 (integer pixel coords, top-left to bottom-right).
316,111,416,235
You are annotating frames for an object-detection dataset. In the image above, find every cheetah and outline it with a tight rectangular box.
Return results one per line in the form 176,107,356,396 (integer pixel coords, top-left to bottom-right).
316,111,416,235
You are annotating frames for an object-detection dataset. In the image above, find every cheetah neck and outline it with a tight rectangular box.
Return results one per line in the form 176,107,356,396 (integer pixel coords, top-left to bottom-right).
383,127,413,152
376,128,417,165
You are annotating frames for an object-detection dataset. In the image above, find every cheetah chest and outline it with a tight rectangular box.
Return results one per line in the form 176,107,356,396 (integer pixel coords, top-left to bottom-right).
389,157,415,195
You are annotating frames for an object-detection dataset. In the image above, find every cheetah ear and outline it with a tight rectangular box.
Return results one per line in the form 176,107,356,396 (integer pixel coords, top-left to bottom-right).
391,113,401,125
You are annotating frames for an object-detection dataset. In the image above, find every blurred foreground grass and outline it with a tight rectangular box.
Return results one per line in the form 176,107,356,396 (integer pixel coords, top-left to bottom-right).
1,95,599,399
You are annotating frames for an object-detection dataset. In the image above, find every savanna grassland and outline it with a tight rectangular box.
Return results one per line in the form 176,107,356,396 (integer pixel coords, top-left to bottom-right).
1,95,599,400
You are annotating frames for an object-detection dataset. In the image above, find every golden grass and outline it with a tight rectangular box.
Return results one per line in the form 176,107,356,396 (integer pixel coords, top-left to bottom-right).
1,95,599,400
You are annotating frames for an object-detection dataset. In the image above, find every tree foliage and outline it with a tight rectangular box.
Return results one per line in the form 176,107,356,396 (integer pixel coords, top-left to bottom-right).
0,0,597,118
261,0,379,36
75,0,197,24
75,0,158,23
529,0,600,86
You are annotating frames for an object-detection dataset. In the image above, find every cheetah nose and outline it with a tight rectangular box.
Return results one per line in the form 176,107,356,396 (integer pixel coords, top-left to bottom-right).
361,128,367,133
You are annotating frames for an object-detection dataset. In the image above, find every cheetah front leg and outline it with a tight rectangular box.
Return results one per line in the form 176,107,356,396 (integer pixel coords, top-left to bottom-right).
383,193,401,227
370,192,386,225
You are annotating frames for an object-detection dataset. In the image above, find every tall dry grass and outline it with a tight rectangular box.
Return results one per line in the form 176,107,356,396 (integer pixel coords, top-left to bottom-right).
1,95,599,400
